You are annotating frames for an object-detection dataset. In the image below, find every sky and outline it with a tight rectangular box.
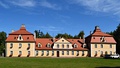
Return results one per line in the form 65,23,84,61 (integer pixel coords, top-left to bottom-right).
0,0,120,37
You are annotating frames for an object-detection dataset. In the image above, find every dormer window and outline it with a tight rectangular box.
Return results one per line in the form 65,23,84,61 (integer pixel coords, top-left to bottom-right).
38,43,41,48
100,36,106,42
27,37,29,40
47,43,51,48
74,44,77,48
14,37,16,39
17,35,23,41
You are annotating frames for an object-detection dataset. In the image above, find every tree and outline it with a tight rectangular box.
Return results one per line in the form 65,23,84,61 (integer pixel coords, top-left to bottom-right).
73,31,85,39
0,31,7,56
113,24,120,54
55,33,73,39
45,32,52,38
78,31,85,39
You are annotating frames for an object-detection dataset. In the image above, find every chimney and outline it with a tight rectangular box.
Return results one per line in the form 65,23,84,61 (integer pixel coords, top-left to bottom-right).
52,37,55,42
34,32,36,40
12,29,15,32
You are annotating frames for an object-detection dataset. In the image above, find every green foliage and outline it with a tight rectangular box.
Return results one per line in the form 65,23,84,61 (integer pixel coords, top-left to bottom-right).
34,30,52,38
0,31,6,55
112,24,120,54
55,33,73,39
74,31,85,39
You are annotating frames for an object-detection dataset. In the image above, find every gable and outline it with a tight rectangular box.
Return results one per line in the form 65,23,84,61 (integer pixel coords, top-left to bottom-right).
54,37,71,44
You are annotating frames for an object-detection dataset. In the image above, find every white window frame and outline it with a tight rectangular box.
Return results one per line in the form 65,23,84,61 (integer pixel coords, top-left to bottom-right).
62,51,64,55
110,44,112,48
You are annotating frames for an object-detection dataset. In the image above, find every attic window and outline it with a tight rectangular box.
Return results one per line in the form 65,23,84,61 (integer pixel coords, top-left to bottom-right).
62,40,64,42
38,43,41,48
47,43,51,48
27,37,29,40
74,44,78,48
100,36,106,42
17,35,23,41
93,37,95,39
14,37,16,39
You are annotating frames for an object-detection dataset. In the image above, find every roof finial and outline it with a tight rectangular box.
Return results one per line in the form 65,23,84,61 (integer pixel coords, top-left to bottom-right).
95,26,99,29
21,24,25,27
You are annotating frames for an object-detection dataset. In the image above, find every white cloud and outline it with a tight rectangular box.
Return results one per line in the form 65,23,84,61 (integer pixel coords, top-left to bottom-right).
0,1,9,8
69,0,120,16
9,0,36,7
39,0,61,10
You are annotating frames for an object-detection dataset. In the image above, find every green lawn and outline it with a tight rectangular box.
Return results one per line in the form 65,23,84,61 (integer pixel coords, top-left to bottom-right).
0,57,120,68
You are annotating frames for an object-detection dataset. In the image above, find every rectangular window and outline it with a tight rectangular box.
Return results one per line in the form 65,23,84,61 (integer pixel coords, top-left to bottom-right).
19,43,22,48
28,43,30,47
95,44,97,48
67,51,69,55
101,51,103,54
62,44,64,48
77,51,79,56
52,51,54,55
57,44,59,48
36,51,38,55
10,51,13,55
95,51,97,54
82,51,84,55
101,44,103,48
47,51,49,55
67,44,69,48
110,44,112,48
10,43,13,48
72,51,74,55
42,50,44,55
28,51,30,55
110,51,112,55
62,51,64,55
19,51,22,55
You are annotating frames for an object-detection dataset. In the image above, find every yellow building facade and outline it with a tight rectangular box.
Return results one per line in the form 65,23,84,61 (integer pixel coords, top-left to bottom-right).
85,26,116,57
6,25,116,57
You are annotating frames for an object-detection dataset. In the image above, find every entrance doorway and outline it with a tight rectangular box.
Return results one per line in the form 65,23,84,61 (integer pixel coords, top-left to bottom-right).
57,51,59,57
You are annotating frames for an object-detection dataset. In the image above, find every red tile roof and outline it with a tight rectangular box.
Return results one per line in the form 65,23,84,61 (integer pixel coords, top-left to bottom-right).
86,26,116,43
35,38,88,50
9,25,32,35
6,25,35,42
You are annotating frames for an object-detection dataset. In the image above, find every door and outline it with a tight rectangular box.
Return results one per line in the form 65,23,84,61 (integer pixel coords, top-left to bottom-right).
57,51,59,57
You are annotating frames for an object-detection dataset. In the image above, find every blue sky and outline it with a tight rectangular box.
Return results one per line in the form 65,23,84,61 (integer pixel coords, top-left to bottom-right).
0,0,120,37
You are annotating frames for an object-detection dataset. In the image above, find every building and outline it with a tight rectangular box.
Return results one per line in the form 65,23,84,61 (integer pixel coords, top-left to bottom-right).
85,26,116,57
6,24,88,57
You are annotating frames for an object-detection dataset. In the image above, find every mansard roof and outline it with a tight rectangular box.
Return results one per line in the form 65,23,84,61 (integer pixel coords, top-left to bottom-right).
86,26,116,44
9,24,32,35
6,24,35,42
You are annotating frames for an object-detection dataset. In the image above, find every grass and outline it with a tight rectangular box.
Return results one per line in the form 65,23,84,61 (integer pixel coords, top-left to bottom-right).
0,57,120,68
